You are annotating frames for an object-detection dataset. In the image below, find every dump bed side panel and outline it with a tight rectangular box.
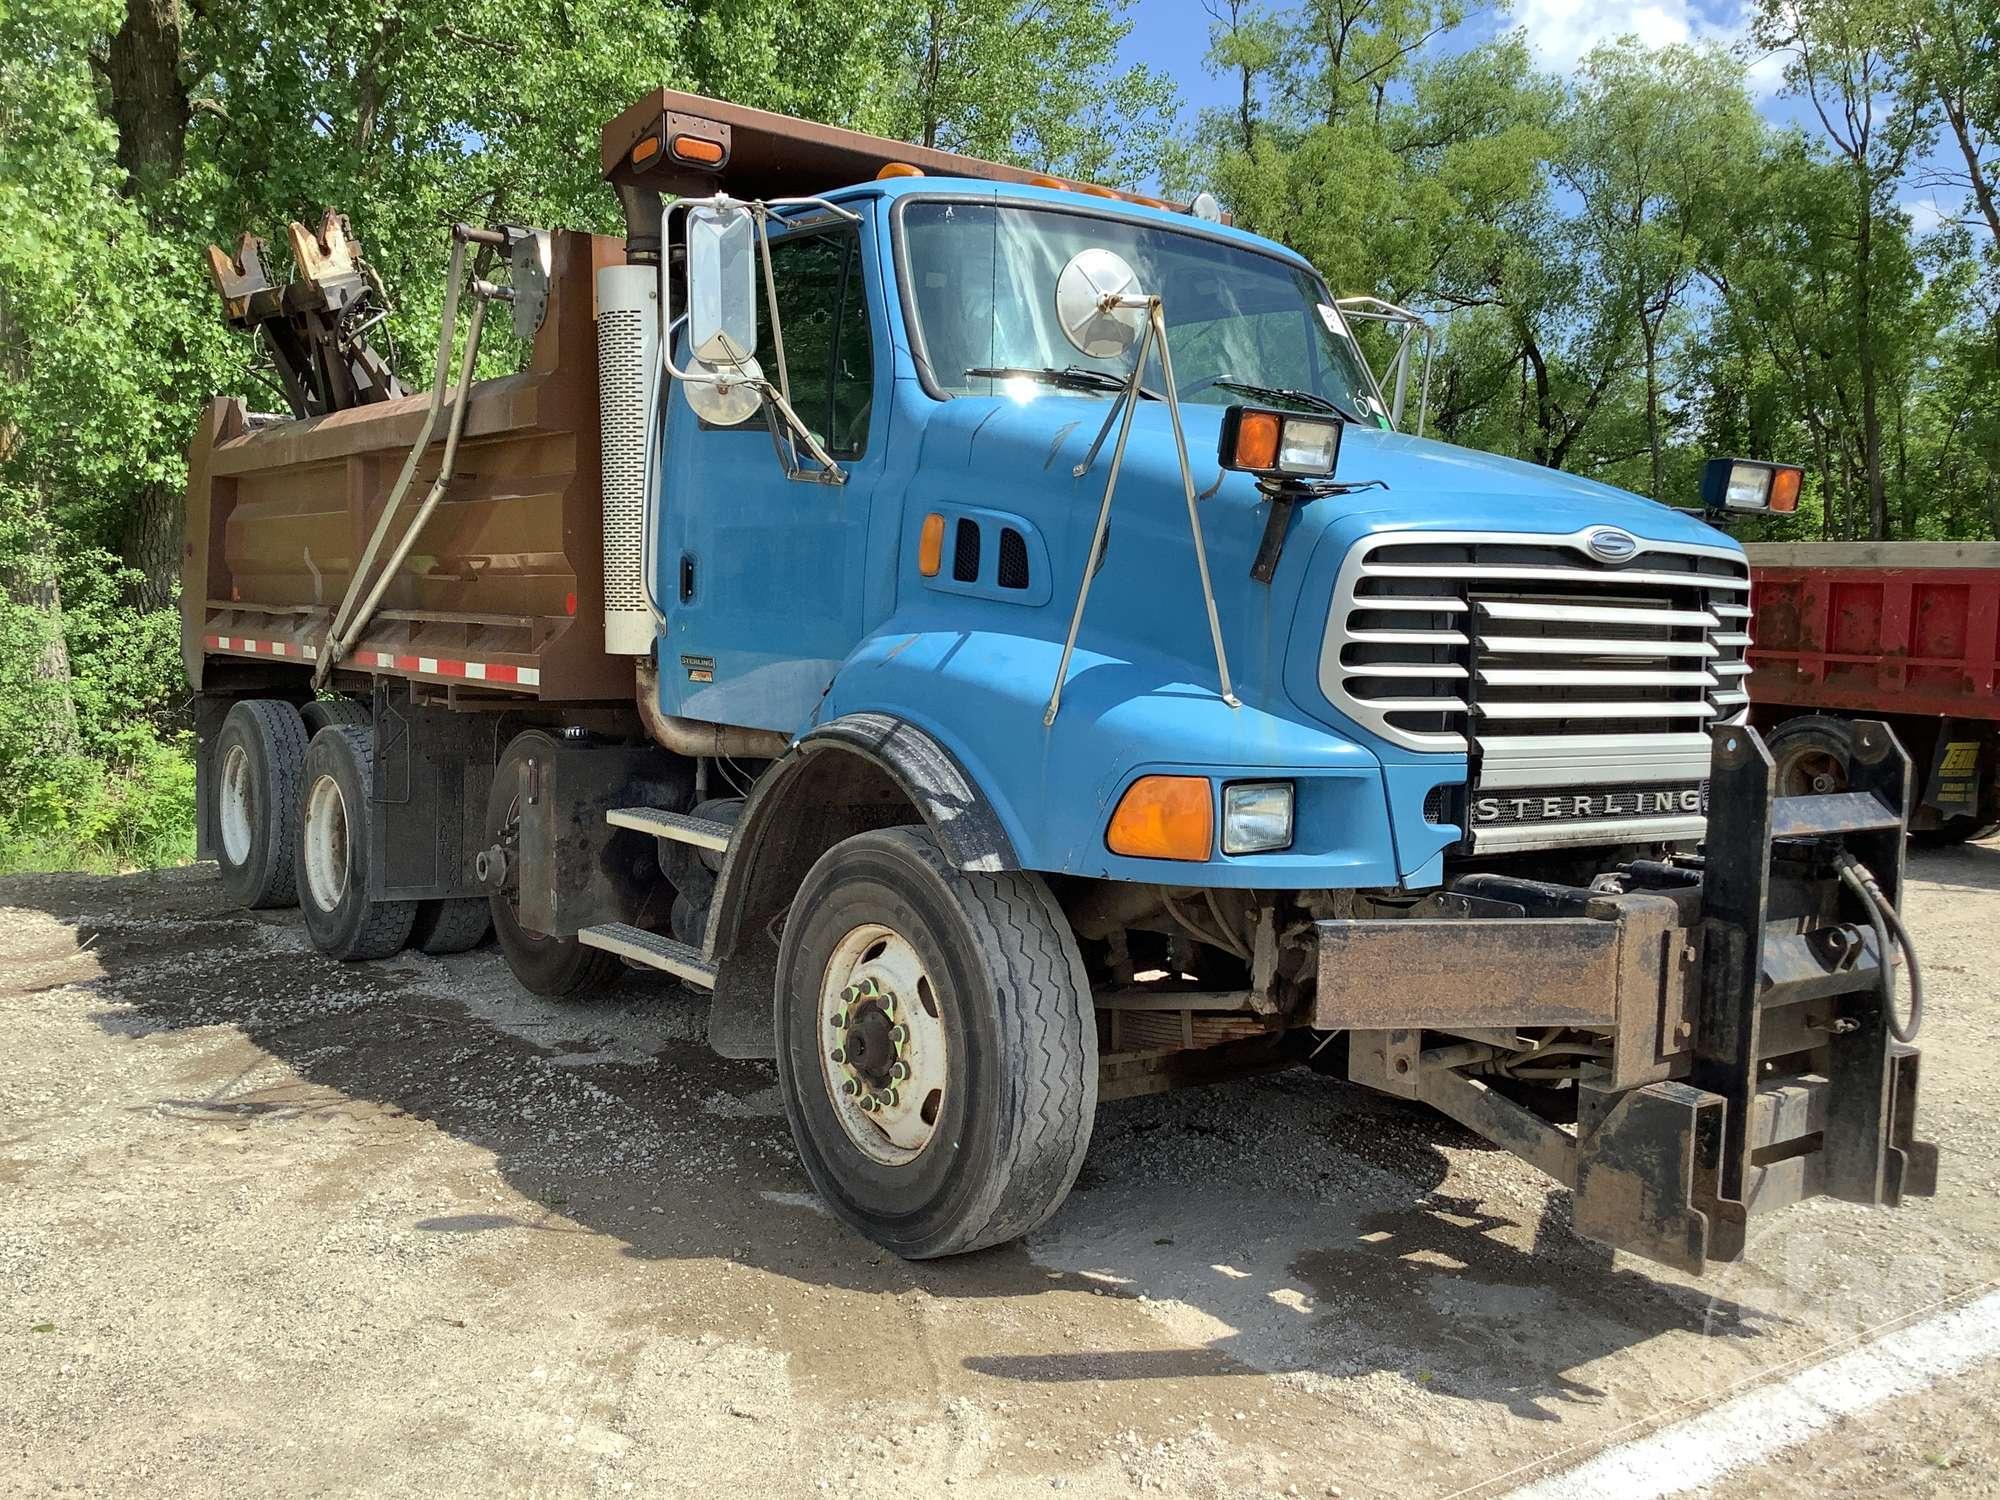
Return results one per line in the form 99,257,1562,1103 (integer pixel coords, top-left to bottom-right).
182,231,632,703
1745,542,2000,722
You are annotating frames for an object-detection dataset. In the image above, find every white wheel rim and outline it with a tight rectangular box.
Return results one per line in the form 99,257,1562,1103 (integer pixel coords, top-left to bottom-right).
302,773,351,913
817,924,949,1166
219,743,254,866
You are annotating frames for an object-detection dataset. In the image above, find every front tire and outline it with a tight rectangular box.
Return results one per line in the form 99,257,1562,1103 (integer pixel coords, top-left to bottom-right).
774,826,1097,1259
296,725,417,961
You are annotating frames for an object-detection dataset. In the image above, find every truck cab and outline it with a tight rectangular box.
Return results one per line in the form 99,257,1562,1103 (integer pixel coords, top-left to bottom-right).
183,89,1934,1273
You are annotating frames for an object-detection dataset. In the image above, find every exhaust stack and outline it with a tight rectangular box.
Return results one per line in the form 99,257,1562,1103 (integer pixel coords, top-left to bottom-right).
595,264,660,654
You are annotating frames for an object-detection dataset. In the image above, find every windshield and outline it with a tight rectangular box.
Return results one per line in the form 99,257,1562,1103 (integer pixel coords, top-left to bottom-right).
898,200,1387,421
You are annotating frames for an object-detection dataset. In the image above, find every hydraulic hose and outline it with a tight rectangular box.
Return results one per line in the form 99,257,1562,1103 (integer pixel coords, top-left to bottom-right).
1835,851,1924,1044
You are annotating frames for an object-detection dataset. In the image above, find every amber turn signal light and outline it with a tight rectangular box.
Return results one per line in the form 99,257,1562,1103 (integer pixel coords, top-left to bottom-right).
1107,776,1213,861
1770,466,1802,513
1228,411,1281,472
670,133,726,166
917,513,946,577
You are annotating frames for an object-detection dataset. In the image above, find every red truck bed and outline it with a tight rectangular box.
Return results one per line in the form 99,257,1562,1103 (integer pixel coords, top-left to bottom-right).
1746,542,2000,723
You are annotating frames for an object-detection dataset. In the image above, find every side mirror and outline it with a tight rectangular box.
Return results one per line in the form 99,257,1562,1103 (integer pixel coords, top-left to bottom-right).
685,202,757,365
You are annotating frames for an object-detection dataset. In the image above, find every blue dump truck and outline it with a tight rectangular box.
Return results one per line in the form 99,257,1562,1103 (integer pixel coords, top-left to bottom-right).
182,89,1935,1268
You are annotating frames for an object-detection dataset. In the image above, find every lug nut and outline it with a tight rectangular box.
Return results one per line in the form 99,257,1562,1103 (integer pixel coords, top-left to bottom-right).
859,1093,878,1112
890,1024,909,1047
841,1079,859,1097
830,1047,846,1065
890,1061,909,1081
830,1011,847,1030
879,1088,899,1109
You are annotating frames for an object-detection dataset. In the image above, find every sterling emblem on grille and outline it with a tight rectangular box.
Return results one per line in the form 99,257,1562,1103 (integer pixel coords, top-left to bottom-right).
1586,526,1639,563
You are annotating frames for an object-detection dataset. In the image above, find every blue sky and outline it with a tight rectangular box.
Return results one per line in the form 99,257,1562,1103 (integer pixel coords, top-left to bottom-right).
1118,0,1786,112
1116,0,1965,232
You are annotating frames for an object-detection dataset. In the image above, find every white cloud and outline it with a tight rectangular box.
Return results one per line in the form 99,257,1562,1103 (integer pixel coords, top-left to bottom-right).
1901,196,1956,235
1510,0,1783,95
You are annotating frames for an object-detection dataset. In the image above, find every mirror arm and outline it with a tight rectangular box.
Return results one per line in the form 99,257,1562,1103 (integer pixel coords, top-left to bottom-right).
751,203,797,467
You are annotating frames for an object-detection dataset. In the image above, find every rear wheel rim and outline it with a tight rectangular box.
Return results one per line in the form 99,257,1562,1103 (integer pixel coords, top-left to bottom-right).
302,774,351,913
219,743,253,865
817,924,949,1167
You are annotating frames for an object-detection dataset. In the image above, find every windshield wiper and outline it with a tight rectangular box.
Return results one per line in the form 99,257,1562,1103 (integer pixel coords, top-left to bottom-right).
1209,378,1362,425
966,365,1161,401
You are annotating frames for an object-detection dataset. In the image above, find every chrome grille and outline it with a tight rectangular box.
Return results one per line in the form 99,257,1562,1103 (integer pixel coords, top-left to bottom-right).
1322,529,1753,761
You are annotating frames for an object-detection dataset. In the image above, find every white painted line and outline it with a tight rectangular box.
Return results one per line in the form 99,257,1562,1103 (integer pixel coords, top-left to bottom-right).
1505,1288,2000,1500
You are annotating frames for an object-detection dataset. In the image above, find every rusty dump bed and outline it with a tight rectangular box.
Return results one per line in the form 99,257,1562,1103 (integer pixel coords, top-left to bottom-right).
182,230,629,703
1746,542,2000,723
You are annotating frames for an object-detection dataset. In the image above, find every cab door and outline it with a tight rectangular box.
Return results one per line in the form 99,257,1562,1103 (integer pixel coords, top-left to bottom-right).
657,216,883,733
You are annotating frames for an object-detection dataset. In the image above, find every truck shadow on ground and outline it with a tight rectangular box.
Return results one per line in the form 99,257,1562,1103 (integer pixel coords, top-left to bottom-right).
20,865,1790,1425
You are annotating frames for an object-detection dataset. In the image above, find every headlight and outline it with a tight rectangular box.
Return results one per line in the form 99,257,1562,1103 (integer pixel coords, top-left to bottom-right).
1221,781,1293,855
1701,457,1802,514
1218,406,1344,479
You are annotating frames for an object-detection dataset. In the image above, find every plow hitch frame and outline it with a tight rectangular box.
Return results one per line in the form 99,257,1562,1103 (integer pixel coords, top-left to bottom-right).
1318,721,1938,1275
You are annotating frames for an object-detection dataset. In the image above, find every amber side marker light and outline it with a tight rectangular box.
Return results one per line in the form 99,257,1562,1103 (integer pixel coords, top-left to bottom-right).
1107,776,1213,861
917,513,946,577
877,162,925,179
630,135,662,167
670,133,725,166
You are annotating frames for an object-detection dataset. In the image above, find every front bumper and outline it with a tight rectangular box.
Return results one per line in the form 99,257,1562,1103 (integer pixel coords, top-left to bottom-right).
1313,723,1939,1274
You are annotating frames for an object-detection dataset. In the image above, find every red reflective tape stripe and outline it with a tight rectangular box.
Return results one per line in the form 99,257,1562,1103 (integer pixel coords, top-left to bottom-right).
483,663,521,683
434,658,468,678
394,655,421,672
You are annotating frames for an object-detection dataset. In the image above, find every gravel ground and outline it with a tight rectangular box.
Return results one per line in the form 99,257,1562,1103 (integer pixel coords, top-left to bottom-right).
2,844,1997,1498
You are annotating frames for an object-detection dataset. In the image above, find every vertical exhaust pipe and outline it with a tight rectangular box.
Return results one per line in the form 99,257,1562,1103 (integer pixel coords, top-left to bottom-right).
596,261,660,655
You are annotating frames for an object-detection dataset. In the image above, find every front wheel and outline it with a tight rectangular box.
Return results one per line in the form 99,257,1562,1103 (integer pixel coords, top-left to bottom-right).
774,826,1097,1259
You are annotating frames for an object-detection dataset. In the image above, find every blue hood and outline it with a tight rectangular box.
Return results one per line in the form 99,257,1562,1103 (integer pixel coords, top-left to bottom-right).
916,392,1733,552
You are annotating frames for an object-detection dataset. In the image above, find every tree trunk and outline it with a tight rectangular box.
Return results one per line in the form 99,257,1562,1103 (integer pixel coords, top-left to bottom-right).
0,279,82,755
103,0,189,199
1642,320,1662,500
101,0,192,610
1941,95,2000,246
1853,180,1889,540
20,572,83,759
121,481,182,612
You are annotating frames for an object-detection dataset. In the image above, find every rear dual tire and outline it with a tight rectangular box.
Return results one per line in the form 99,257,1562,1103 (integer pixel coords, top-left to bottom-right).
296,726,417,961
215,700,311,909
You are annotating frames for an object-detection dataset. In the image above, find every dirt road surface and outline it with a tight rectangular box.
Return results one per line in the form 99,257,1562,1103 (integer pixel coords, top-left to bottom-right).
4,846,1997,1498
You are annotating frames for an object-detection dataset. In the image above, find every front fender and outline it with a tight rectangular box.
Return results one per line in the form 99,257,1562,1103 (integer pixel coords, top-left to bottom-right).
702,713,1016,1061
818,626,1404,888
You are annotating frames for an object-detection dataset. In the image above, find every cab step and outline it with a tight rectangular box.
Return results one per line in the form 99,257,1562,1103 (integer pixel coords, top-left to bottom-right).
606,806,733,851
576,922,718,988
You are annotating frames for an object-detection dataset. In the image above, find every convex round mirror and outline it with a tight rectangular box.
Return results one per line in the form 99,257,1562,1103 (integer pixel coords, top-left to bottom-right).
1054,248,1146,359
684,353,765,427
